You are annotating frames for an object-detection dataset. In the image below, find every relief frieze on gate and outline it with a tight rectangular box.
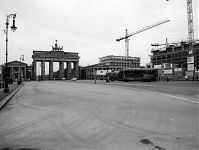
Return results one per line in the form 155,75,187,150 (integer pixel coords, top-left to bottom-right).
32,51,79,61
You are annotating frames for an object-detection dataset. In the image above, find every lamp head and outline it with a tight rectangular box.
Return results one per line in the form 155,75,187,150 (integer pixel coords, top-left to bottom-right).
10,25,17,32
10,16,17,32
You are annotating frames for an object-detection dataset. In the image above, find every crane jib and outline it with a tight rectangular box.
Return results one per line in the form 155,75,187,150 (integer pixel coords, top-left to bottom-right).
117,19,170,41
116,19,170,56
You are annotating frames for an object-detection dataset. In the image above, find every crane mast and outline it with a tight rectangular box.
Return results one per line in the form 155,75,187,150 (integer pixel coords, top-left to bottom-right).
187,0,194,43
116,19,170,56
165,0,194,43
153,0,194,46
125,29,130,57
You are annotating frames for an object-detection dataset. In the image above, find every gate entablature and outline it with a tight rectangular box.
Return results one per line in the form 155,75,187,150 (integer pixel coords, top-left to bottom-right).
32,51,79,61
32,41,80,80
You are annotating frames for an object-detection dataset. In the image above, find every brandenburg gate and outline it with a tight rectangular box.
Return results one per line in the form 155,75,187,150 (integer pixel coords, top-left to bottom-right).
32,41,80,80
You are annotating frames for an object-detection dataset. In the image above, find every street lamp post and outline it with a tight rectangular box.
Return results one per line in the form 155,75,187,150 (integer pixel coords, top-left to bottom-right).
4,13,17,93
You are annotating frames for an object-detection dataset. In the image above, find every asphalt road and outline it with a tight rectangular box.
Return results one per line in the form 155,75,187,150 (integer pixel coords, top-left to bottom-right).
0,81,198,150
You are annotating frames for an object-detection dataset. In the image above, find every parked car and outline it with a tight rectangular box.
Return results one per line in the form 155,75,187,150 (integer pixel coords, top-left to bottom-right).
71,78,77,81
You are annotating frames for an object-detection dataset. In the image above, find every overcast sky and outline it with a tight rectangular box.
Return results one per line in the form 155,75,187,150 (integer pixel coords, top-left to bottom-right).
0,0,198,66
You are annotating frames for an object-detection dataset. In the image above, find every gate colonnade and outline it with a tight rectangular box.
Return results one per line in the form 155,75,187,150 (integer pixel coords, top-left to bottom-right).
32,60,79,80
32,42,80,80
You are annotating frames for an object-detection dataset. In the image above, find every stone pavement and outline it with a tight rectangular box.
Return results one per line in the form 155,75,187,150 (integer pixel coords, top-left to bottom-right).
0,81,198,150
0,82,20,104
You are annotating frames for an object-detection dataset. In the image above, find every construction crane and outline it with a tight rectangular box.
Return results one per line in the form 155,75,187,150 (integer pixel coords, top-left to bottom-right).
151,38,168,47
166,0,194,43
186,0,194,43
116,19,170,57
151,38,180,47
153,0,194,51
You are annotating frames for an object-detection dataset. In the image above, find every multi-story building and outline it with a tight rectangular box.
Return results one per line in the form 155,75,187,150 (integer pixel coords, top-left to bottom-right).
150,40,199,79
80,55,140,79
99,55,140,69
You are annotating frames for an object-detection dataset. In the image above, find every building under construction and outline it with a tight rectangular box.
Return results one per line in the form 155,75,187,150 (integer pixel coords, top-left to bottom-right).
80,55,140,80
150,39,199,80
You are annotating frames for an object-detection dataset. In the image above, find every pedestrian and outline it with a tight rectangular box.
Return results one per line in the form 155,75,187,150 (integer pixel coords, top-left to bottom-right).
38,76,40,82
106,77,110,82
94,78,96,84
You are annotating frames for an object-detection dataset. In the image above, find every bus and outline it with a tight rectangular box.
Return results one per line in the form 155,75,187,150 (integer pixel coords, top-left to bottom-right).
118,68,158,82
106,71,119,81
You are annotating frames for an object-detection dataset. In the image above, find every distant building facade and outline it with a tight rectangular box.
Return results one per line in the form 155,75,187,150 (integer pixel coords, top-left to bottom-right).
7,60,28,81
99,55,140,69
80,55,140,80
150,40,199,79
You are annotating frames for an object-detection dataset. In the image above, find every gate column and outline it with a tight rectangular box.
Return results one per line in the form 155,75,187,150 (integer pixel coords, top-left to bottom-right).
41,61,45,80
33,60,37,80
59,61,64,79
74,61,79,79
49,60,54,80
67,61,72,80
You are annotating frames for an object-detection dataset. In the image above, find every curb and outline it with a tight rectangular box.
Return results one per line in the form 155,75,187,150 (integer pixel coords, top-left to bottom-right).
0,82,25,110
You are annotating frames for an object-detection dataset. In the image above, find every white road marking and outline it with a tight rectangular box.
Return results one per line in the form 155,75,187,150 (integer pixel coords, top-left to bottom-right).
158,92,199,104
130,87,199,104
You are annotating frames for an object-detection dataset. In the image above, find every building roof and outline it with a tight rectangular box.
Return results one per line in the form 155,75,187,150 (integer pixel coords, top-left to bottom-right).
7,60,27,66
99,55,140,60
82,63,105,68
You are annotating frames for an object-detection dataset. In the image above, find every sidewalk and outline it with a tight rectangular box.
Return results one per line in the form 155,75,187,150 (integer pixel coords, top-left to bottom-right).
0,82,20,102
